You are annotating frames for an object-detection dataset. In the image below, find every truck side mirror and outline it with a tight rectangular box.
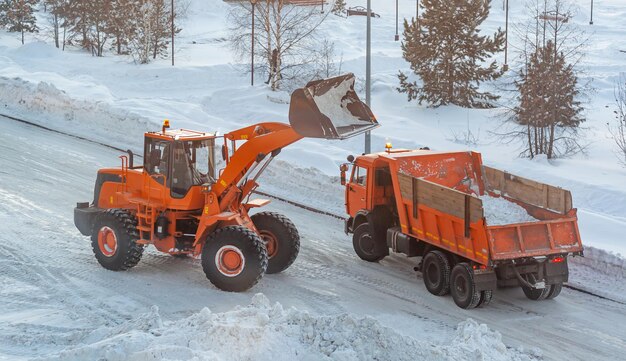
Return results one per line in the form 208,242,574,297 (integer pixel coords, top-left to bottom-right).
347,155,355,163
340,164,349,186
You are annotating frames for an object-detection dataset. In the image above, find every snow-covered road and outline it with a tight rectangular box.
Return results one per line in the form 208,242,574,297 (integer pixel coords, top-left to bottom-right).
1,117,625,360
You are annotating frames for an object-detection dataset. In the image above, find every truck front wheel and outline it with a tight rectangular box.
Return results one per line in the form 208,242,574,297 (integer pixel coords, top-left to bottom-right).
450,263,481,309
422,250,451,296
352,223,387,262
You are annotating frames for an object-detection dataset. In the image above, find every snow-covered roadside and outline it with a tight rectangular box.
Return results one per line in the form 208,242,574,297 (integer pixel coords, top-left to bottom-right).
41,294,538,361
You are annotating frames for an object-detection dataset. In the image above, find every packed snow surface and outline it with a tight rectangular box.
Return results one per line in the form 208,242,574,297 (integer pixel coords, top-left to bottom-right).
42,294,536,361
479,195,537,225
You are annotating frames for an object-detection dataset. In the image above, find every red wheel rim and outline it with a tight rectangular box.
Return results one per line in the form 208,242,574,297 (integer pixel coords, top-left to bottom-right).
259,230,278,259
98,226,117,257
215,246,245,277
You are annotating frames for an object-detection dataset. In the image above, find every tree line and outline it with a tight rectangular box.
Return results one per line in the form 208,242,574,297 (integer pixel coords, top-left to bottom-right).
399,0,589,160
0,0,179,63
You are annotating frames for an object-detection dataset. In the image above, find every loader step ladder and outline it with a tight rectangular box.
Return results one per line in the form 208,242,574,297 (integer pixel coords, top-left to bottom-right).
136,204,156,242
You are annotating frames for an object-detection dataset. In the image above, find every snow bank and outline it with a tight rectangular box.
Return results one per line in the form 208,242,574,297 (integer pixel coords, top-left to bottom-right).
0,76,152,154
42,294,536,361
479,195,537,225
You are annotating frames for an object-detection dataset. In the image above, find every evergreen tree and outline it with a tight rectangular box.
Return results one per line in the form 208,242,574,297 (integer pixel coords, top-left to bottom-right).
331,0,346,16
398,0,505,108
514,40,583,159
0,0,39,44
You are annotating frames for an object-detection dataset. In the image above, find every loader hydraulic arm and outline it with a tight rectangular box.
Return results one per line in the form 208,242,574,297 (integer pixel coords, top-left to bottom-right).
212,122,303,198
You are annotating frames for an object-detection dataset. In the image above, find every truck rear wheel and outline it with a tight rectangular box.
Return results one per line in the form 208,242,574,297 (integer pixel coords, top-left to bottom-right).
476,290,493,308
422,250,450,296
546,283,563,299
352,223,387,262
450,263,481,309
201,226,268,292
521,284,551,300
251,211,300,274
91,209,143,271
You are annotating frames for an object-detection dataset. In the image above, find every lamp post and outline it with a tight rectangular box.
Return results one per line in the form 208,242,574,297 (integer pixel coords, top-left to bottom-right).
365,0,371,154
395,0,399,41
505,0,509,65
171,0,175,66
416,0,419,24
590,0,594,25
251,0,258,86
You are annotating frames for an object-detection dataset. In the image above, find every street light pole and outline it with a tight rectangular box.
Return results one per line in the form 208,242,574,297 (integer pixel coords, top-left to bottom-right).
395,0,399,41
590,0,594,25
171,0,174,66
505,0,509,65
251,0,257,86
365,0,371,154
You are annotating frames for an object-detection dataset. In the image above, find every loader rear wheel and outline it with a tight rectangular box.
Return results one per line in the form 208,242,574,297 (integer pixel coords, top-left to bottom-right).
546,283,563,300
251,212,300,274
450,263,481,309
201,226,268,292
91,209,143,271
422,250,451,296
353,223,387,262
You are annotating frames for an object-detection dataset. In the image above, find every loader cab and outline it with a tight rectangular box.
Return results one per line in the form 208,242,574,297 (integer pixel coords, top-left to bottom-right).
144,130,217,199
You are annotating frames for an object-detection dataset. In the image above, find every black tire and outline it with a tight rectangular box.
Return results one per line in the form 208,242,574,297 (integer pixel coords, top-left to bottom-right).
91,209,143,271
521,284,551,300
251,211,300,274
422,250,451,296
476,290,493,308
201,225,268,292
450,263,481,309
546,283,563,300
352,223,387,262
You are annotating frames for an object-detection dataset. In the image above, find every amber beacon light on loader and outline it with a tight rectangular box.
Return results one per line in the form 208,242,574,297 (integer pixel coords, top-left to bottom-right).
74,74,379,292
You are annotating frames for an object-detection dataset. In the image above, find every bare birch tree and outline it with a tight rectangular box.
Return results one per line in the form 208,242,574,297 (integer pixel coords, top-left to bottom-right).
228,0,331,91
609,75,626,167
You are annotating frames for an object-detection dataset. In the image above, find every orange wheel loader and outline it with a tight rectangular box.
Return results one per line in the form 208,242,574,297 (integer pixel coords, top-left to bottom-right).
341,146,583,309
74,74,378,292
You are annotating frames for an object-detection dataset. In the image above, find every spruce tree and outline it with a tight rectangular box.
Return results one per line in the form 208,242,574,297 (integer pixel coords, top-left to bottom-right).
398,0,505,108
514,40,583,159
0,0,39,44
331,0,346,16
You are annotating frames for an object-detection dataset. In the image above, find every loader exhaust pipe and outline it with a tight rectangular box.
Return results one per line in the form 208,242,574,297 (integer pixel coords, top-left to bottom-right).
289,73,379,140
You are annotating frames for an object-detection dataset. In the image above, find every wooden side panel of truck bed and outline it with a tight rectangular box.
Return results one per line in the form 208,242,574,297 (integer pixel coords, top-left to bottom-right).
395,170,583,265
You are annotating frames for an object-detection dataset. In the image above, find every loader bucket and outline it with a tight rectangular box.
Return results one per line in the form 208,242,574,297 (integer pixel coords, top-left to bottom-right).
289,73,379,139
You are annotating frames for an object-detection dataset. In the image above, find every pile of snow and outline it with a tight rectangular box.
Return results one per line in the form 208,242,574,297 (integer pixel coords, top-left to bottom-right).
479,195,537,226
0,76,152,154
568,246,626,303
42,294,537,361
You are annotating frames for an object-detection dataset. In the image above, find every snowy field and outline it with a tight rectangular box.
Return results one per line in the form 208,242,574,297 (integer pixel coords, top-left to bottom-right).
1,0,626,360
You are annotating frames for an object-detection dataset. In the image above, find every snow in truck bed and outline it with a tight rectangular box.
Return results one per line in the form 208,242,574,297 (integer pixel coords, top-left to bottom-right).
478,195,538,226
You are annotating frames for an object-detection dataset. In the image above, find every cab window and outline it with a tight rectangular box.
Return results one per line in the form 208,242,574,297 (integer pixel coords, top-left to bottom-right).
352,166,367,186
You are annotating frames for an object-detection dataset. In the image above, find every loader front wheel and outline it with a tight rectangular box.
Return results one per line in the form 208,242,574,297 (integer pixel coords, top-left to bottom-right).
91,209,143,271
450,263,481,309
422,250,451,296
202,226,268,292
353,223,387,262
251,212,300,274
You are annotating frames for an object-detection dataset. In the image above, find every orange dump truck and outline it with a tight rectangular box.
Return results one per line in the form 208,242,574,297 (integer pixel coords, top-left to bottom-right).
341,148,583,309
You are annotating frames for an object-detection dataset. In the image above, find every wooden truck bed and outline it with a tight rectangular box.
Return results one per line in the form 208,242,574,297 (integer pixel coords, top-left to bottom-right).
392,152,583,265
